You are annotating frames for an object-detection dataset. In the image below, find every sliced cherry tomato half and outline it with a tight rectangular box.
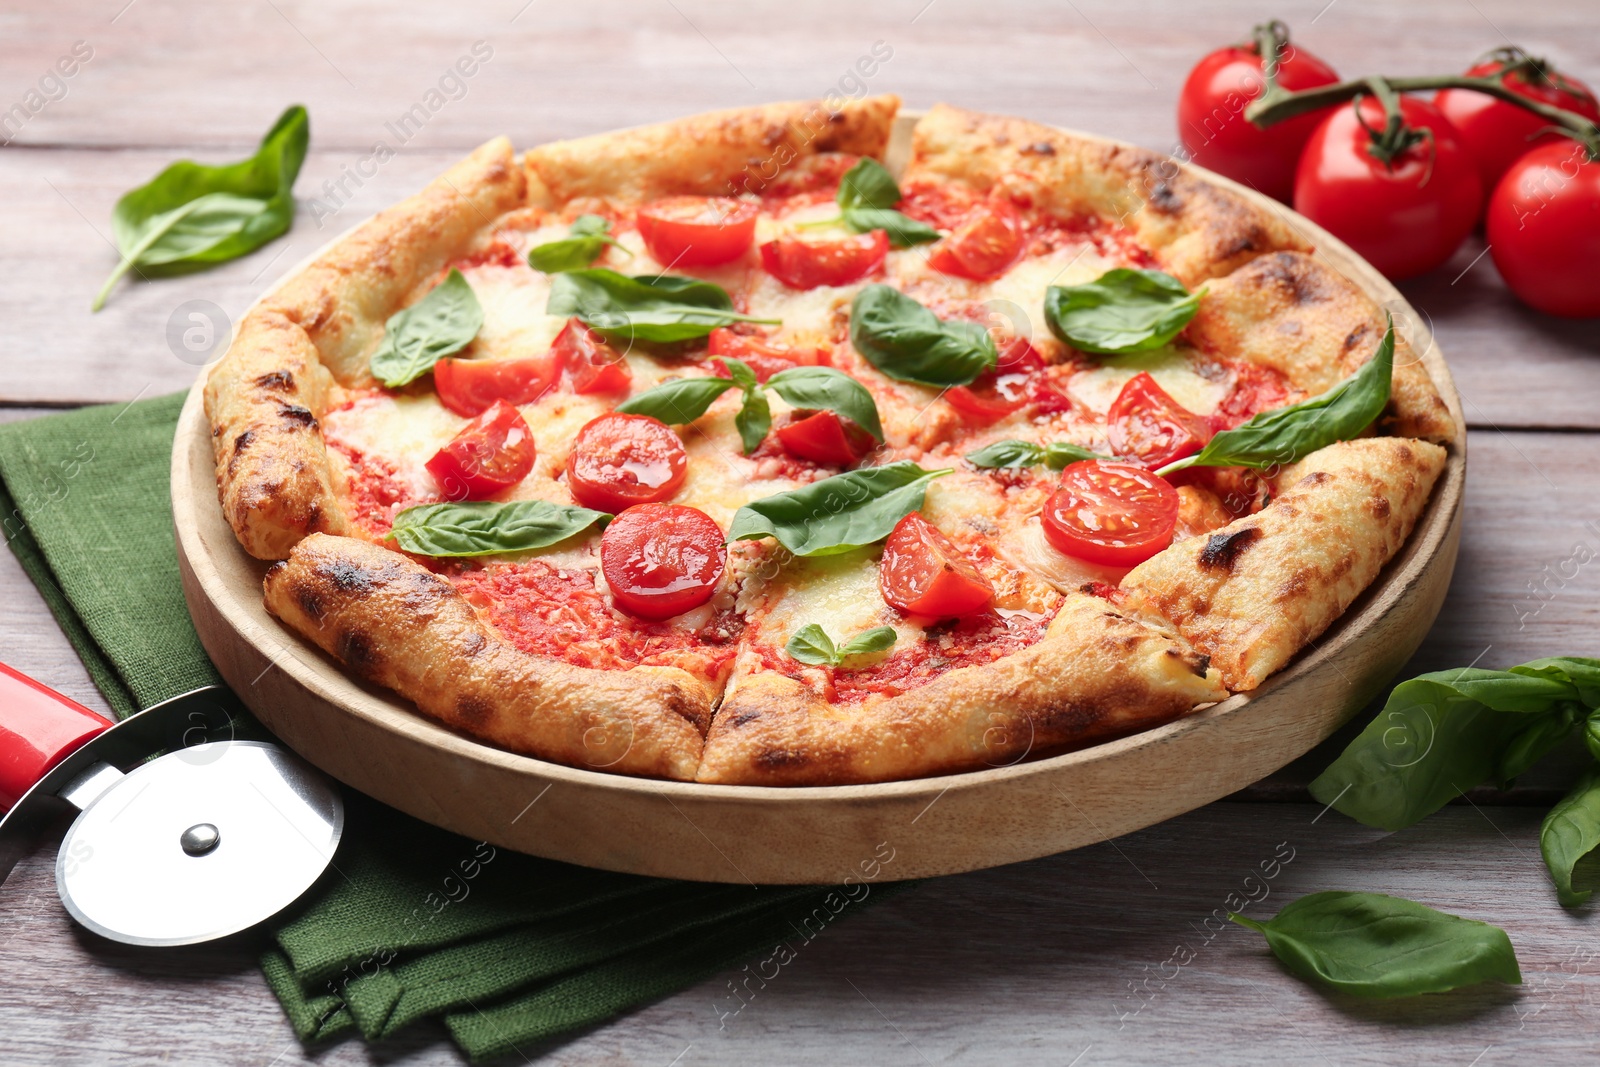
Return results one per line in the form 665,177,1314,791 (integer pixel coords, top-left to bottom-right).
707,328,830,383
759,231,888,290
601,503,726,621
636,196,759,268
1042,460,1180,567
566,413,688,513
775,410,877,467
945,337,1045,422
879,512,995,619
1107,372,1212,469
551,318,631,395
926,201,1023,280
433,355,559,417
425,400,536,500
1212,362,1294,431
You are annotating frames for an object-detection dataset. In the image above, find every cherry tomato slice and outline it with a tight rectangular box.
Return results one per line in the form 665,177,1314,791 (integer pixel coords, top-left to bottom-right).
551,318,631,395
1042,460,1180,567
1107,372,1213,468
945,337,1045,422
707,328,830,383
433,355,559,417
601,504,726,621
636,196,759,268
879,512,994,619
775,410,877,467
566,413,688,513
425,400,536,500
1212,362,1294,431
926,201,1023,280
759,231,888,289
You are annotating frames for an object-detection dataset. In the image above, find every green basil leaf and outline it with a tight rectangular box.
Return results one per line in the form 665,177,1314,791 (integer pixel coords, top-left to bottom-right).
785,624,838,666
1542,767,1600,907
1230,892,1521,998
722,358,771,454
526,214,630,273
849,285,997,387
389,500,610,557
1044,268,1204,355
838,626,897,659
369,269,484,388
94,104,308,311
1521,656,1600,708
613,375,737,424
964,439,1113,470
1496,704,1579,786
842,206,941,249
728,462,949,557
547,269,777,343
837,158,902,212
1160,317,1394,476
766,366,885,442
1587,708,1600,765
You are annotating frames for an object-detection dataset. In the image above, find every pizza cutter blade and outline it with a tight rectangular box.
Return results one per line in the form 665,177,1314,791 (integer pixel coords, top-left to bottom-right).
0,662,343,946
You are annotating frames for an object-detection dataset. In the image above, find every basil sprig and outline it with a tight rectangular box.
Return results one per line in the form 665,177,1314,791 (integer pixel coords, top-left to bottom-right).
1044,269,1205,355
849,285,997,388
836,158,940,248
526,214,631,273
1156,317,1394,477
389,500,610,557
369,269,484,387
728,462,948,556
1231,892,1521,998
93,104,308,311
547,269,778,344
616,361,883,456
965,439,1113,470
786,624,898,667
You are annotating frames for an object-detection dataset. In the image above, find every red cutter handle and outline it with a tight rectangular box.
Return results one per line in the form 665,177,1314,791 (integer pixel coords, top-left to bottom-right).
0,661,113,811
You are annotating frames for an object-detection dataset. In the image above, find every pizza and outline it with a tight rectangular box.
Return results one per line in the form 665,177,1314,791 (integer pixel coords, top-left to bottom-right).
204,97,1458,786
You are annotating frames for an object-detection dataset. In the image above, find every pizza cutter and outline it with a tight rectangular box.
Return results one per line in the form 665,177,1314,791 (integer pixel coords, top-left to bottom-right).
0,661,343,946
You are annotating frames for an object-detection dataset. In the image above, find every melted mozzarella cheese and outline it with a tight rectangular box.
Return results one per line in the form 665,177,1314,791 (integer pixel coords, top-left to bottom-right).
459,264,565,359
1002,520,1130,593
324,393,460,472
748,548,924,651
1067,348,1230,416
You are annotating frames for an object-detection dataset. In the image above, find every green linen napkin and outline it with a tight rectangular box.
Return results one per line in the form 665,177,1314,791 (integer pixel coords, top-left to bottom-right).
0,393,898,1061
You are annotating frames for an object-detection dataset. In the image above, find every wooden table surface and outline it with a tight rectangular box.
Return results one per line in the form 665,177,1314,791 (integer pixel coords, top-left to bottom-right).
3,1,1598,1063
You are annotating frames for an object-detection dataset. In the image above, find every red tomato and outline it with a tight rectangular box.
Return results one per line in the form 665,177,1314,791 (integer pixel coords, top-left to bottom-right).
1042,461,1180,567
945,338,1047,422
925,201,1023,280
1294,95,1484,280
425,400,536,500
1177,31,1341,201
551,318,630,395
600,504,726,621
1436,56,1600,193
759,231,888,289
774,411,877,467
566,413,688,513
1487,140,1600,318
1107,372,1213,468
879,512,995,618
1213,362,1294,430
635,196,759,267
707,328,829,383
433,355,559,417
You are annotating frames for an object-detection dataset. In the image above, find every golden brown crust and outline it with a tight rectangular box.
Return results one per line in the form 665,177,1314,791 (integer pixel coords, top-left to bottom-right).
263,534,711,781
696,594,1225,786
1119,438,1448,691
524,95,900,206
1187,251,1459,443
902,104,1310,287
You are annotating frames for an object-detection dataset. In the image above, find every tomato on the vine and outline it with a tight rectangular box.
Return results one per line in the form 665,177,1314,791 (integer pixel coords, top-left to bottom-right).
1436,52,1600,193
600,504,726,621
879,513,994,619
1177,23,1341,201
1293,94,1484,279
1486,139,1600,318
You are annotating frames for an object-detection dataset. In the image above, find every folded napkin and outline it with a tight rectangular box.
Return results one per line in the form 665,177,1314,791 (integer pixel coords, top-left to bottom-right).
0,394,897,1061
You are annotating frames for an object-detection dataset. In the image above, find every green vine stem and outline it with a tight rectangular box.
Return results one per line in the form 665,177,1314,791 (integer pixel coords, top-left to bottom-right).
1249,19,1292,96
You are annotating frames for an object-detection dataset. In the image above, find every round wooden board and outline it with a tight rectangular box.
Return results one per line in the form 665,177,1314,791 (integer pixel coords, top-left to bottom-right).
173,111,1466,885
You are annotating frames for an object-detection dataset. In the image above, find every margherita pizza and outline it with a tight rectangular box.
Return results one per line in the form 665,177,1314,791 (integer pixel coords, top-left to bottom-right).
204,98,1457,785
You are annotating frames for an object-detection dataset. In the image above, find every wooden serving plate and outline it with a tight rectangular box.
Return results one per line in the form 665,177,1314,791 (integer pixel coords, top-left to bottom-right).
173,113,1466,885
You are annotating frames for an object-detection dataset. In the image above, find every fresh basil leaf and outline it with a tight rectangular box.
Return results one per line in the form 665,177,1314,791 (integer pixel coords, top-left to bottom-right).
728,462,949,557
721,358,771,454
1044,268,1204,355
1230,892,1521,998
838,626,897,659
849,285,997,388
837,158,902,212
842,206,941,249
785,624,838,666
1521,656,1600,708
614,375,737,424
369,269,484,387
964,439,1112,470
1497,704,1579,786
94,104,308,311
767,366,885,442
389,500,610,557
1160,318,1394,476
526,214,630,273
1587,708,1600,765
547,269,777,343
1542,767,1600,907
